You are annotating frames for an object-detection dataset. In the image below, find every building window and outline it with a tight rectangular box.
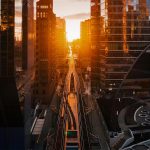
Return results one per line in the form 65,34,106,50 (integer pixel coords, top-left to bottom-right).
37,12,39,18
40,5,48,9
43,12,45,18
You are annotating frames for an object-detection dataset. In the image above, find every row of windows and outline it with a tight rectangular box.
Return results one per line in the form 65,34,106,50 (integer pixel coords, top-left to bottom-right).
106,65,129,72
106,52,140,58
107,35,150,41
37,12,48,18
37,5,50,9
100,1,150,20
105,73,125,79
106,59,134,64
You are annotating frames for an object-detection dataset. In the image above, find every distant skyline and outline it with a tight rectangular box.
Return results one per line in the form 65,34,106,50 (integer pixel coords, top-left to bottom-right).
15,0,90,41
54,0,90,41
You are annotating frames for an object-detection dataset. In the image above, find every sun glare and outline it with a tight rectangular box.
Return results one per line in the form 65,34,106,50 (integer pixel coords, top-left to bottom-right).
66,19,81,42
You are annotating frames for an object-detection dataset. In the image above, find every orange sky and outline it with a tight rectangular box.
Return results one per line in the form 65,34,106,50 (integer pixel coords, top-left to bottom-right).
15,0,90,41
54,0,90,41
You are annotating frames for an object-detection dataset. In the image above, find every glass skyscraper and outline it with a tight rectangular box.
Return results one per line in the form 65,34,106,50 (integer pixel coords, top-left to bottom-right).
0,0,23,124
22,0,34,70
0,0,15,77
0,0,24,149
100,0,150,92
91,0,101,93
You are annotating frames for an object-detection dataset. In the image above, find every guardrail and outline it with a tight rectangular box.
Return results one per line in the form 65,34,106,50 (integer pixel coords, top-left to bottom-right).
53,97,66,150
77,92,85,150
78,93,91,150
30,116,38,134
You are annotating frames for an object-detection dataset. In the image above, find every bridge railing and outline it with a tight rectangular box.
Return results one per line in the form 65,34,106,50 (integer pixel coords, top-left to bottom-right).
53,97,66,150
77,92,85,150
78,92,91,150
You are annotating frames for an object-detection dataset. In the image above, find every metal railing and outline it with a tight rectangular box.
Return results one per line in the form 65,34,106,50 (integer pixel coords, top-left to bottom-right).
79,93,91,150
77,92,85,150
53,97,66,150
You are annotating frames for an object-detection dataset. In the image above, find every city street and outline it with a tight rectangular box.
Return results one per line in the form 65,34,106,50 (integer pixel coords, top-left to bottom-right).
1,0,150,149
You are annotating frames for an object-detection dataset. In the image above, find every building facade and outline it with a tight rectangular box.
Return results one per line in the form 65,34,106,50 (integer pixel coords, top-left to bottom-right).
22,0,35,70
90,0,101,93
55,17,67,71
0,0,23,124
80,19,91,70
0,0,24,148
100,0,150,92
32,0,56,106
0,0,15,77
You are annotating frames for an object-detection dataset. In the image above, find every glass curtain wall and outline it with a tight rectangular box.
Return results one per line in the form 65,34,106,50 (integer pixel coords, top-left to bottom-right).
100,0,150,91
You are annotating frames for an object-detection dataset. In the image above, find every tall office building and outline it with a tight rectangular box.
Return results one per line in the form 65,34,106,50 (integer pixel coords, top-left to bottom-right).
32,0,56,106
22,0,34,70
55,17,67,71
80,19,91,69
99,0,150,132
100,0,150,92
0,0,23,126
0,0,24,148
90,0,101,93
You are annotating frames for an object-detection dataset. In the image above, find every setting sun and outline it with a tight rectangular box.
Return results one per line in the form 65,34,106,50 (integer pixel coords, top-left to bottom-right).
66,19,81,42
